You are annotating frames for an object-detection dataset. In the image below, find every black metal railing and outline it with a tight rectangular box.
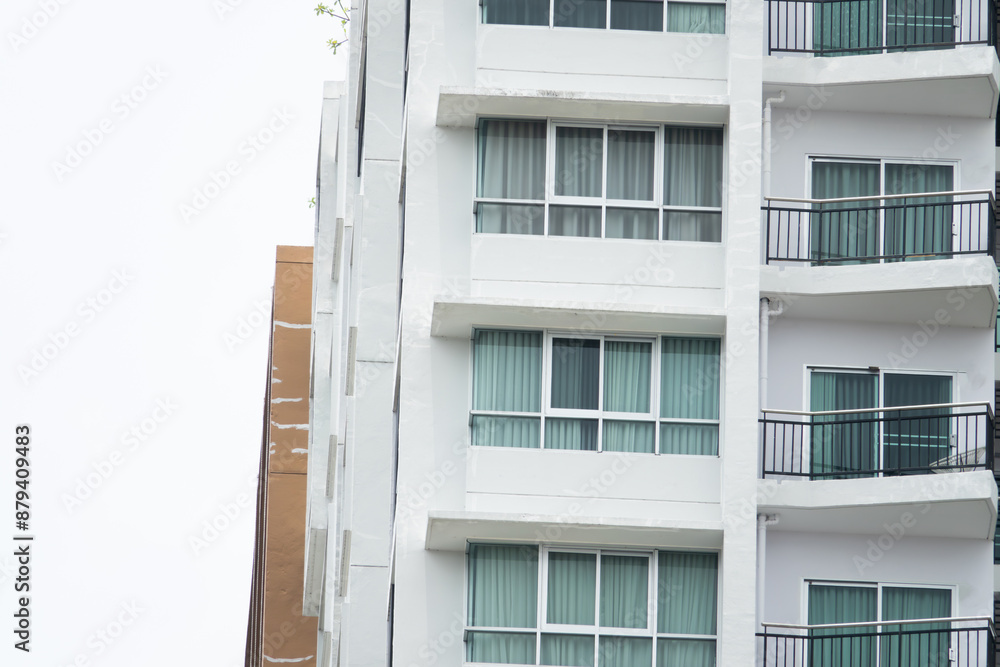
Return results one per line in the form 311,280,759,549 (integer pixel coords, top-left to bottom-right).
767,0,997,55
763,191,996,265
758,617,996,667
760,402,994,479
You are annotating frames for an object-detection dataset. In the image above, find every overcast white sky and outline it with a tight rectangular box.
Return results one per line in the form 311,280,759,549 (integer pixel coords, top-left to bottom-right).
1,1,346,664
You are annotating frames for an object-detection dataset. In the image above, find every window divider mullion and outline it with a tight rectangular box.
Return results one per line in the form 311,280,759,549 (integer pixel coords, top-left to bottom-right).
598,336,606,451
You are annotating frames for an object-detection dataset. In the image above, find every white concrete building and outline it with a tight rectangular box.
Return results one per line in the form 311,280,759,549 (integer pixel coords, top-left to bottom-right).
301,1,1000,665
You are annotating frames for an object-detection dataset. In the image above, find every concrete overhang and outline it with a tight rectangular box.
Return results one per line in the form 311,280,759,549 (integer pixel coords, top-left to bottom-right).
425,510,723,551
430,296,726,338
758,471,997,540
760,256,999,327
763,46,1000,118
437,86,730,128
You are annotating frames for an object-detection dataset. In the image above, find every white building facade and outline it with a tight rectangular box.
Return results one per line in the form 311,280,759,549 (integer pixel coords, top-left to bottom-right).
303,0,1000,665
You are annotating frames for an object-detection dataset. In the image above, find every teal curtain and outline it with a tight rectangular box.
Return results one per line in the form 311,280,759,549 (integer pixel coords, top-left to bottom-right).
880,587,951,666
472,330,542,448
657,639,716,667
884,163,953,261
600,555,648,629
886,0,954,51
813,0,883,55
606,208,658,239
554,0,607,27
606,130,657,239
883,374,952,474
662,128,723,242
666,3,725,33
810,372,878,478
542,634,596,666
477,120,546,234
547,552,597,625
598,637,652,667
604,341,651,413
550,205,602,237
810,161,880,264
611,0,663,30
482,0,550,25
549,339,600,449
547,418,599,451
657,552,718,635
808,585,877,667
660,338,720,455
604,421,655,453
556,127,604,197
467,545,539,663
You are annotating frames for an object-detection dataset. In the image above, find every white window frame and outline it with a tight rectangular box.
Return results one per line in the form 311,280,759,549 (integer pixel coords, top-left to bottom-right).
803,579,957,625
478,0,728,34
464,543,720,667
474,119,725,243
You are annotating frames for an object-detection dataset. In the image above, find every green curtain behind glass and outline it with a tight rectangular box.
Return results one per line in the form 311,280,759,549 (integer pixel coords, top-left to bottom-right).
548,552,597,625
600,555,648,629
813,0,883,55
662,128,723,242
598,637,652,667
660,338,720,455
472,330,542,448
810,372,878,478
482,0,550,25
477,120,547,234
611,0,664,31
808,585,877,667
657,639,716,667
884,163,953,261
810,161,880,264
556,127,604,197
542,634,595,666
667,2,725,33
467,545,539,663
883,374,952,474
657,552,718,635
881,587,951,666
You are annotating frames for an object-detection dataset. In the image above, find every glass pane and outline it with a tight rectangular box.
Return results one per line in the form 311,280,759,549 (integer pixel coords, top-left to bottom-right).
546,418,599,451
881,587,951,666
810,161,880,265
886,0,955,51
667,3,724,33
483,0,550,25
554,0,608,27
556,127,604,197
663,128,723,208
657,552,718,634
657,639,716,667
611,0,664,30
473,415,541,448
813,0,883,56
604,421,655,453
808,585,877,667
477,203,545,235
473,330,542,412
884,374,952,474
884,163,953,261
598,637,652,667
607,209,658,239
468,544,539,627
467,631,537,664
810,372,878,479
547,553,597,625
607,130,655,201
542,634,596,666
600,555,648,629
478,119,547,200
659,423,718,455
550,206,602,237
552,338,600,409
604,341,652,412
660,338,721,420
662,211,721,242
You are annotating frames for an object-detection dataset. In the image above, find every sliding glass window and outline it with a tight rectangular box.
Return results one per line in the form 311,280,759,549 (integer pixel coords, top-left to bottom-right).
484,0,724,32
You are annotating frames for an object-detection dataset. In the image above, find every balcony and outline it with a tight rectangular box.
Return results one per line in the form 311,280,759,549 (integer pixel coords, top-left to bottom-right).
763,190,996,266
761,402,994,479
766,0,996,56
757,617,996,666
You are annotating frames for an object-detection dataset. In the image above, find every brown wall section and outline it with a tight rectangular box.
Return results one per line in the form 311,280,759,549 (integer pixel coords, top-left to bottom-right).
246,246,318,667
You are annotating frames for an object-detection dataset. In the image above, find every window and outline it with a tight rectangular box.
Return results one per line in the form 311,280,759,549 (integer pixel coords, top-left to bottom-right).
812,0,954,56
476,120,723,242
808,368,953,478
809,158,954,264
482,0,725,33
807,582,952,667
471,330,721,455
466,544,718,666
